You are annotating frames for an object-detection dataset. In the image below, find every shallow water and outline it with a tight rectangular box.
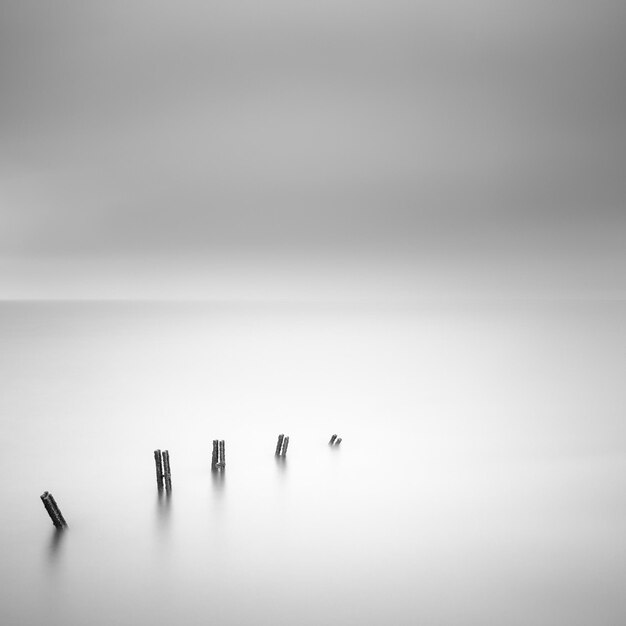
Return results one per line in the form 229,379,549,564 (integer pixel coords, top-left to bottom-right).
0,300,624,625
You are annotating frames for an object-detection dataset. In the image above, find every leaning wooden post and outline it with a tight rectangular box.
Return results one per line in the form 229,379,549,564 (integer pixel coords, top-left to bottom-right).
162,450,172,491
281,436,289,456
40,491,68,528
328,434,337,445
275,434,285,456
154,449,164,489
40,492,61,528
335,437,342,445
47,492,68,527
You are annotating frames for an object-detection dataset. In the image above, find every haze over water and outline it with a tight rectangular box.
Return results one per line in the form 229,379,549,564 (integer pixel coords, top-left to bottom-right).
0,300,624,625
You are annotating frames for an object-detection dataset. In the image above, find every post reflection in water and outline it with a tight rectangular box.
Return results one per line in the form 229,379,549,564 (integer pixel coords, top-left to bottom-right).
274,455,287,472
211,469,226,496
47,528,65,566
155,489,172,532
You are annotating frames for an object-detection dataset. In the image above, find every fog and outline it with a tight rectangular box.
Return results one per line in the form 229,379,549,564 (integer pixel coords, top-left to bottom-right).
1,3,625,623
1,0,625,299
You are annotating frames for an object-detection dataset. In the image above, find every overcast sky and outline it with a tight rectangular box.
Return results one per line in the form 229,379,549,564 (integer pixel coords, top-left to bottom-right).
1,0,624,299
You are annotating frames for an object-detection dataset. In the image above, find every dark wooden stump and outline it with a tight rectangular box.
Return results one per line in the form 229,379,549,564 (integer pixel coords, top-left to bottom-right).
218,440,225,470
40,491,68,528
275,434,285,456
162,450,172,491
211,439,219,471
154,449,164,489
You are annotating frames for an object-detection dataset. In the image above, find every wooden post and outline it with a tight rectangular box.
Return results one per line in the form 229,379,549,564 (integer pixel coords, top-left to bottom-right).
282,436,289,456
41,492,60,527
335,437,342,445
211,440,219,471
154,449,164,488
275,434,285,456
162,450,172,491
40,491,68,528
329,434,337,445
47,493,68,527
218,440,225,470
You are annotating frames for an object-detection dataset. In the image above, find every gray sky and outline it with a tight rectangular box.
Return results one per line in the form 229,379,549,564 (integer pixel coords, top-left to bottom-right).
1,0,624,299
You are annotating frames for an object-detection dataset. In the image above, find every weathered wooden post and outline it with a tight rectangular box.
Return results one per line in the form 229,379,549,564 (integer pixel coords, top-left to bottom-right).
335,437,342,445
46,492,67,528
328,434,337,445
275,434,285,456
154,449,164,489
162,450,172,491
211,439,225,471
218,440,225,470
40,491,68,529
211,439,219,471
275,433,290,456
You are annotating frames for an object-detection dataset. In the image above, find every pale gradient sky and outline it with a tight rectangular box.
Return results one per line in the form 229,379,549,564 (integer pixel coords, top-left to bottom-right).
1,0,624,299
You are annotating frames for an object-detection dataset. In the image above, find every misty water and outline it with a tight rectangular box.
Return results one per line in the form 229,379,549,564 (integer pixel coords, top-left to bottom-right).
0,300,624,625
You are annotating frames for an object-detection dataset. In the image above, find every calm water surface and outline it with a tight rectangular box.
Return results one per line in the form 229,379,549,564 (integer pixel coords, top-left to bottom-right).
0,301,624,625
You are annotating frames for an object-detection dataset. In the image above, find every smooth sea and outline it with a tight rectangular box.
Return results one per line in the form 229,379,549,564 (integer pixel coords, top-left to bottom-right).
0,300,624,625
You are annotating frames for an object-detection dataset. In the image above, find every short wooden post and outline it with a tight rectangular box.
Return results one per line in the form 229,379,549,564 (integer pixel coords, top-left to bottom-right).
329,434,337,445
218,440,225,470
335,437,342,445
162,450,172,491
211,439,219,470
40,491,68,528
154,449,164,488
282,436,289,456
275,434,285,456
